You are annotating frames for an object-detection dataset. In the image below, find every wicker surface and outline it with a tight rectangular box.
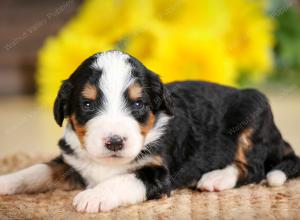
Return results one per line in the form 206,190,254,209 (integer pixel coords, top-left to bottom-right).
0,153,300,220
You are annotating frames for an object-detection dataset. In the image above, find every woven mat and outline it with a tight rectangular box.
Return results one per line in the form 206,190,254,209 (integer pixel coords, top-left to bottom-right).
0,154,299,220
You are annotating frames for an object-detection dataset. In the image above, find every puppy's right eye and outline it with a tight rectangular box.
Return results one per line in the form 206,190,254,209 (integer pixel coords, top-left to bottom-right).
83,101,91,107
82,100,93,111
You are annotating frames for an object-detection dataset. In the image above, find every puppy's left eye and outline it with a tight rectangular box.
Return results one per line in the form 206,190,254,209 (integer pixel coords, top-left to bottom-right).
132,100,144,109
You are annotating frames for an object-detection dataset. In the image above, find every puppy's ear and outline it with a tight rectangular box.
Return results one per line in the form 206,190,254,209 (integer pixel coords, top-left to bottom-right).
53,80,73,127
147,70,173,116
161,86,173,115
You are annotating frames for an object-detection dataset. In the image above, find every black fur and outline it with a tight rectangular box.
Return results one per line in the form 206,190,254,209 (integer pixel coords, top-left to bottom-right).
58,138,74,155
54,55,102,126
128,57,173,115
135,166,171,200
54,80,74,126
154,81,300,190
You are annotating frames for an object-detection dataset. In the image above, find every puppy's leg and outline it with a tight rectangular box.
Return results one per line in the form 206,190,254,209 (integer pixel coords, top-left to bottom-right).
197,165,239,192
266,141,300,187
197,128,265,192
73,165,170,213
0,163,52,195
197,89,270,192
0,156,85,195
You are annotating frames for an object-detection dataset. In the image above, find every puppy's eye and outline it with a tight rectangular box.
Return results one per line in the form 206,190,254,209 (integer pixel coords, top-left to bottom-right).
132,100,144,109
82,100,93,110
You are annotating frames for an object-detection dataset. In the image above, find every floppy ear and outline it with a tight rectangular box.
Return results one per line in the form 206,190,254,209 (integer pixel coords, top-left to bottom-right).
53,80,73,127
161,86,173,115
147,70,173,116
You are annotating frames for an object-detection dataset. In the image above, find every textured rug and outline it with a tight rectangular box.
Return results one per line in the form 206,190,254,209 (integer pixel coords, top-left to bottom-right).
0,154,299,220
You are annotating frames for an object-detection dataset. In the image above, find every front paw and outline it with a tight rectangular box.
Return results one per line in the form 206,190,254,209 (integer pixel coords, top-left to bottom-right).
73,188,118,213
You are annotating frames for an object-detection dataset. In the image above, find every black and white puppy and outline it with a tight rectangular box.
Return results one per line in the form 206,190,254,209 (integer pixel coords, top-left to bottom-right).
0,50,299,213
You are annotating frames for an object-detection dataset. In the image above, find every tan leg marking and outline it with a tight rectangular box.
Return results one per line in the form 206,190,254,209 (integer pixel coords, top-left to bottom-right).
234,128,254,180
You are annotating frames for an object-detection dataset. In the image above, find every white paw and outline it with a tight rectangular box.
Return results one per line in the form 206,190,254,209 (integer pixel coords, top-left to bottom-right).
0,175,20,195
197,165,238,192
267,170,286,187
73,187,118,213
73,174,146,213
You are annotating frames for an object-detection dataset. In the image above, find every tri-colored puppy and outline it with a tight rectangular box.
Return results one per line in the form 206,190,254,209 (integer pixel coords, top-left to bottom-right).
0,50,299,213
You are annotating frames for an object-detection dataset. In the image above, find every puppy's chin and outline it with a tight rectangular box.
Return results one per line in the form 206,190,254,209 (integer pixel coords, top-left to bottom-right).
91,155,136,166
84,141,143,166
86,149,137,166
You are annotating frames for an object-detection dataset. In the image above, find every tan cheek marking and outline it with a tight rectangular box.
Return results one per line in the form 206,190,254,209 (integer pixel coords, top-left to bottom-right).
128,83,142,100
82,83,97,100
140,112,156,137
70,114,86,148
234,128,254,180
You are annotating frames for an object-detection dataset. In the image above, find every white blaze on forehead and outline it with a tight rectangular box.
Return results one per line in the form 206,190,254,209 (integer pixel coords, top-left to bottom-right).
93,51,133,115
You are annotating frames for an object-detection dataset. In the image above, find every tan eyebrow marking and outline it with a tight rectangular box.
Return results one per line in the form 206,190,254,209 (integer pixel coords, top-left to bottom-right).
82,83,97,100
128,83,143,100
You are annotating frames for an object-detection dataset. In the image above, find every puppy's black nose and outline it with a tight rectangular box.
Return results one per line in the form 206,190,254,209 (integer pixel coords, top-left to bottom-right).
105,135,124,151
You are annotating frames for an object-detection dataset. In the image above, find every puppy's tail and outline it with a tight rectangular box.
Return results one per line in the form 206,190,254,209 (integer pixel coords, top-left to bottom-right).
266,141,300,187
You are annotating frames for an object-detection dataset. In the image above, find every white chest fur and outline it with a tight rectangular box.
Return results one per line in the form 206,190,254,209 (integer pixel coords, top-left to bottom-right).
63,154,128,188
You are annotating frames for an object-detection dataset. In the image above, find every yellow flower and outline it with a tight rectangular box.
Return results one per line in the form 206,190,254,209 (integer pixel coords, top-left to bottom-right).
143,28,237,85
224,0,274,79
36,0,274,107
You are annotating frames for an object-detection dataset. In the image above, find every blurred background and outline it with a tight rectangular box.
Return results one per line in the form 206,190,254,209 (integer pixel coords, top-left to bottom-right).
0,0,299,156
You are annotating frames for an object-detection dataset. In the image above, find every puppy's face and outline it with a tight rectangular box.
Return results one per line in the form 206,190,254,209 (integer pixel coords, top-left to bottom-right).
54,51,172,165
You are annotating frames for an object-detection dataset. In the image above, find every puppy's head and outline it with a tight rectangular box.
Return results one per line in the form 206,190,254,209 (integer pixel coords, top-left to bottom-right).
54,50,172,165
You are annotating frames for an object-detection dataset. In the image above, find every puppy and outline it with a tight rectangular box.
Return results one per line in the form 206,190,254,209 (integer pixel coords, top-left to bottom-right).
0,50,299,213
